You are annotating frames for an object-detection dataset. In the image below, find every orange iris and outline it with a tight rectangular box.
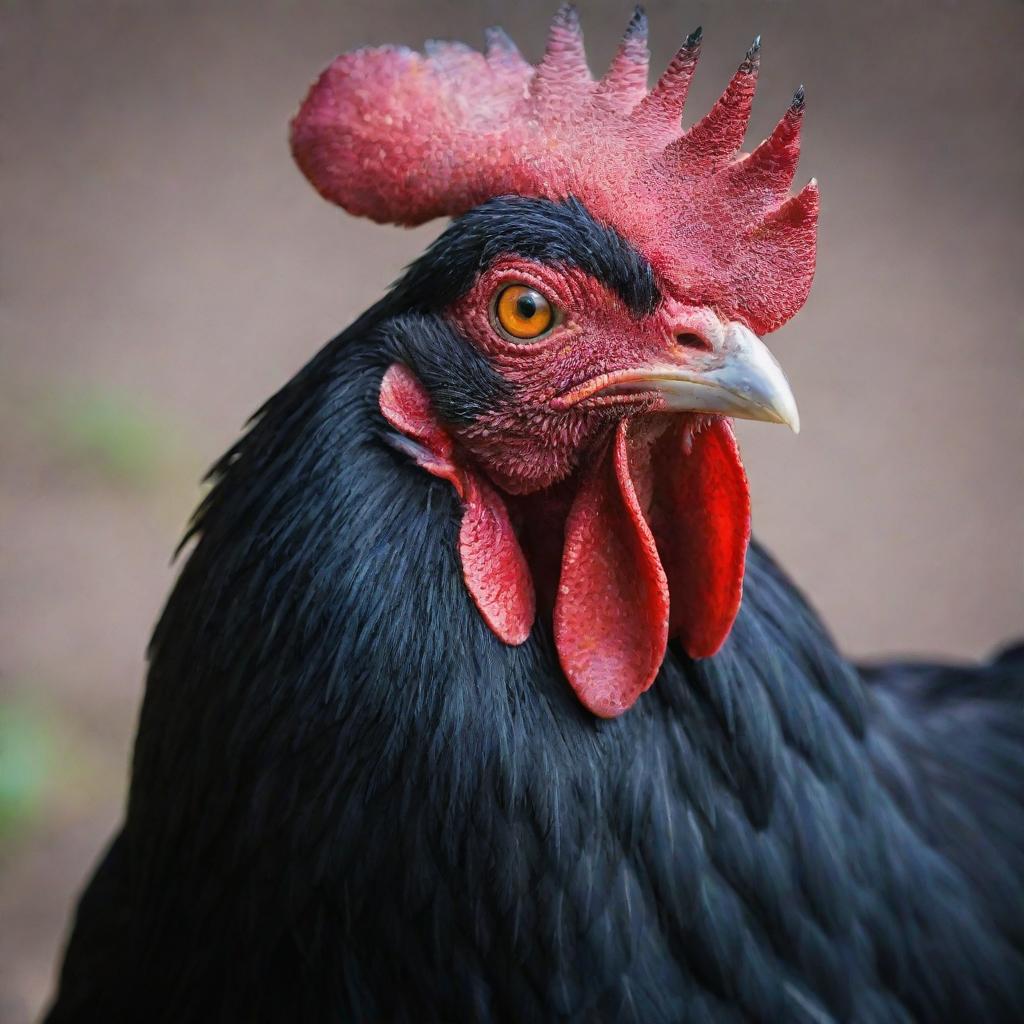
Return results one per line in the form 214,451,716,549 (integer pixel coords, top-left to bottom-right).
494,284,554,340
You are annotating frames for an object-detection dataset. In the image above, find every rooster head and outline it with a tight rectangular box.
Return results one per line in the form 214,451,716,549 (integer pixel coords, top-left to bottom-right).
291,5,817,717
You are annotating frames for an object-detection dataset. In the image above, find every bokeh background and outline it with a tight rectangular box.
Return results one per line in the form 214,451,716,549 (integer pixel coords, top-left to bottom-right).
2,0,1022,1019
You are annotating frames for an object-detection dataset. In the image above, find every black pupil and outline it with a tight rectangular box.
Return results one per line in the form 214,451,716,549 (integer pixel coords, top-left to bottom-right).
516,292,538,319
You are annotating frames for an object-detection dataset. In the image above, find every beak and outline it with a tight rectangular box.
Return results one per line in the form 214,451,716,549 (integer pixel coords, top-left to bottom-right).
559,321,800,433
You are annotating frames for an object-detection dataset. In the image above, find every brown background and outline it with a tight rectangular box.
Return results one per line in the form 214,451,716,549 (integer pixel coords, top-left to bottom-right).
2,1,1022,1020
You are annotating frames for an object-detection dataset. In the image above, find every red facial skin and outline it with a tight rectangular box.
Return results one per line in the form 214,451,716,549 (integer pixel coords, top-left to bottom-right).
447,257,722,494
379,257,751,718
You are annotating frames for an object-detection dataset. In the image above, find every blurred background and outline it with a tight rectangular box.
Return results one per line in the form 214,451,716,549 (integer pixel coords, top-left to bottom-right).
1,0,1022,1019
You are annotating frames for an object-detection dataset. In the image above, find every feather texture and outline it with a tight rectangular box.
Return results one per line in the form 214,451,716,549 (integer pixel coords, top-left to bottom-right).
45,198,1024,1024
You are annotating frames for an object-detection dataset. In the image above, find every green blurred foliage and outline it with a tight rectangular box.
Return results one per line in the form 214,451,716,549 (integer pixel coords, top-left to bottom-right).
44,389,186,489
0,700,53,843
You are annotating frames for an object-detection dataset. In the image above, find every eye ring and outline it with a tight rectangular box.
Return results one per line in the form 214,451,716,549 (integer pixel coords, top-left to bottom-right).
491,283,558,342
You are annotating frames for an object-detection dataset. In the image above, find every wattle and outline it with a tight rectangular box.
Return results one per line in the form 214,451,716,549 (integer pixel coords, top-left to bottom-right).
553,416,750,717
379,365,751,718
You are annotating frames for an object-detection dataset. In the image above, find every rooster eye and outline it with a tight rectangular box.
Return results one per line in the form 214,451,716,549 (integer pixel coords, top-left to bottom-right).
493,284,556,341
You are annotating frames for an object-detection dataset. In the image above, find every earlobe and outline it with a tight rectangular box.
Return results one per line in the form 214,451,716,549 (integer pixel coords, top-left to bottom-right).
379,363,535,645
457,473,535,644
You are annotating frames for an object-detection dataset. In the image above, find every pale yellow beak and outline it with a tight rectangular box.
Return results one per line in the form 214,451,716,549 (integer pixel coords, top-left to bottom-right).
597,321,800,433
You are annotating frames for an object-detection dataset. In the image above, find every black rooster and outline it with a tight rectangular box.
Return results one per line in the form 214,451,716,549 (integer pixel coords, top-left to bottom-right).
47,8,1023,1023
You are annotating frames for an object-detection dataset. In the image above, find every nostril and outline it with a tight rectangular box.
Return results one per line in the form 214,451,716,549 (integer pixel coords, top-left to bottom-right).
676,332,711,352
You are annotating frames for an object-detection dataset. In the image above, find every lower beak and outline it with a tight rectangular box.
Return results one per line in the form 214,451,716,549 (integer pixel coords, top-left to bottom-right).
560,322,800,433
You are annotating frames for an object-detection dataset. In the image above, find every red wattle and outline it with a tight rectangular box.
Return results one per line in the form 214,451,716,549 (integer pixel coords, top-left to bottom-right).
651,418,750,658
554,421,670,718
381,364,751,713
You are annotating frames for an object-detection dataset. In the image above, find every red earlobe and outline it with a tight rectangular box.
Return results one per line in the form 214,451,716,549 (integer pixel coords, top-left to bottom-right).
458,474,534,645
379,364,535,645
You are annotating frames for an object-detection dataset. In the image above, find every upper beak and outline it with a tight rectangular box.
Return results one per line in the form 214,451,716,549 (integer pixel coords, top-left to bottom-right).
557,321,800,434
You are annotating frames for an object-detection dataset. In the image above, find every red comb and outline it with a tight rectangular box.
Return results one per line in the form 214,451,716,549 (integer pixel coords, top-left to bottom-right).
291,5,818,333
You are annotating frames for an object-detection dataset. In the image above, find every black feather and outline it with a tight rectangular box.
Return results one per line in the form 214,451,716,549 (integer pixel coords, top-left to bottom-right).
45,199,1024,1024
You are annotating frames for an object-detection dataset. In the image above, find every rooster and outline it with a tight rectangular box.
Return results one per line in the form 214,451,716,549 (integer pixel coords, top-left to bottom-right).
46,7,1023,1023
